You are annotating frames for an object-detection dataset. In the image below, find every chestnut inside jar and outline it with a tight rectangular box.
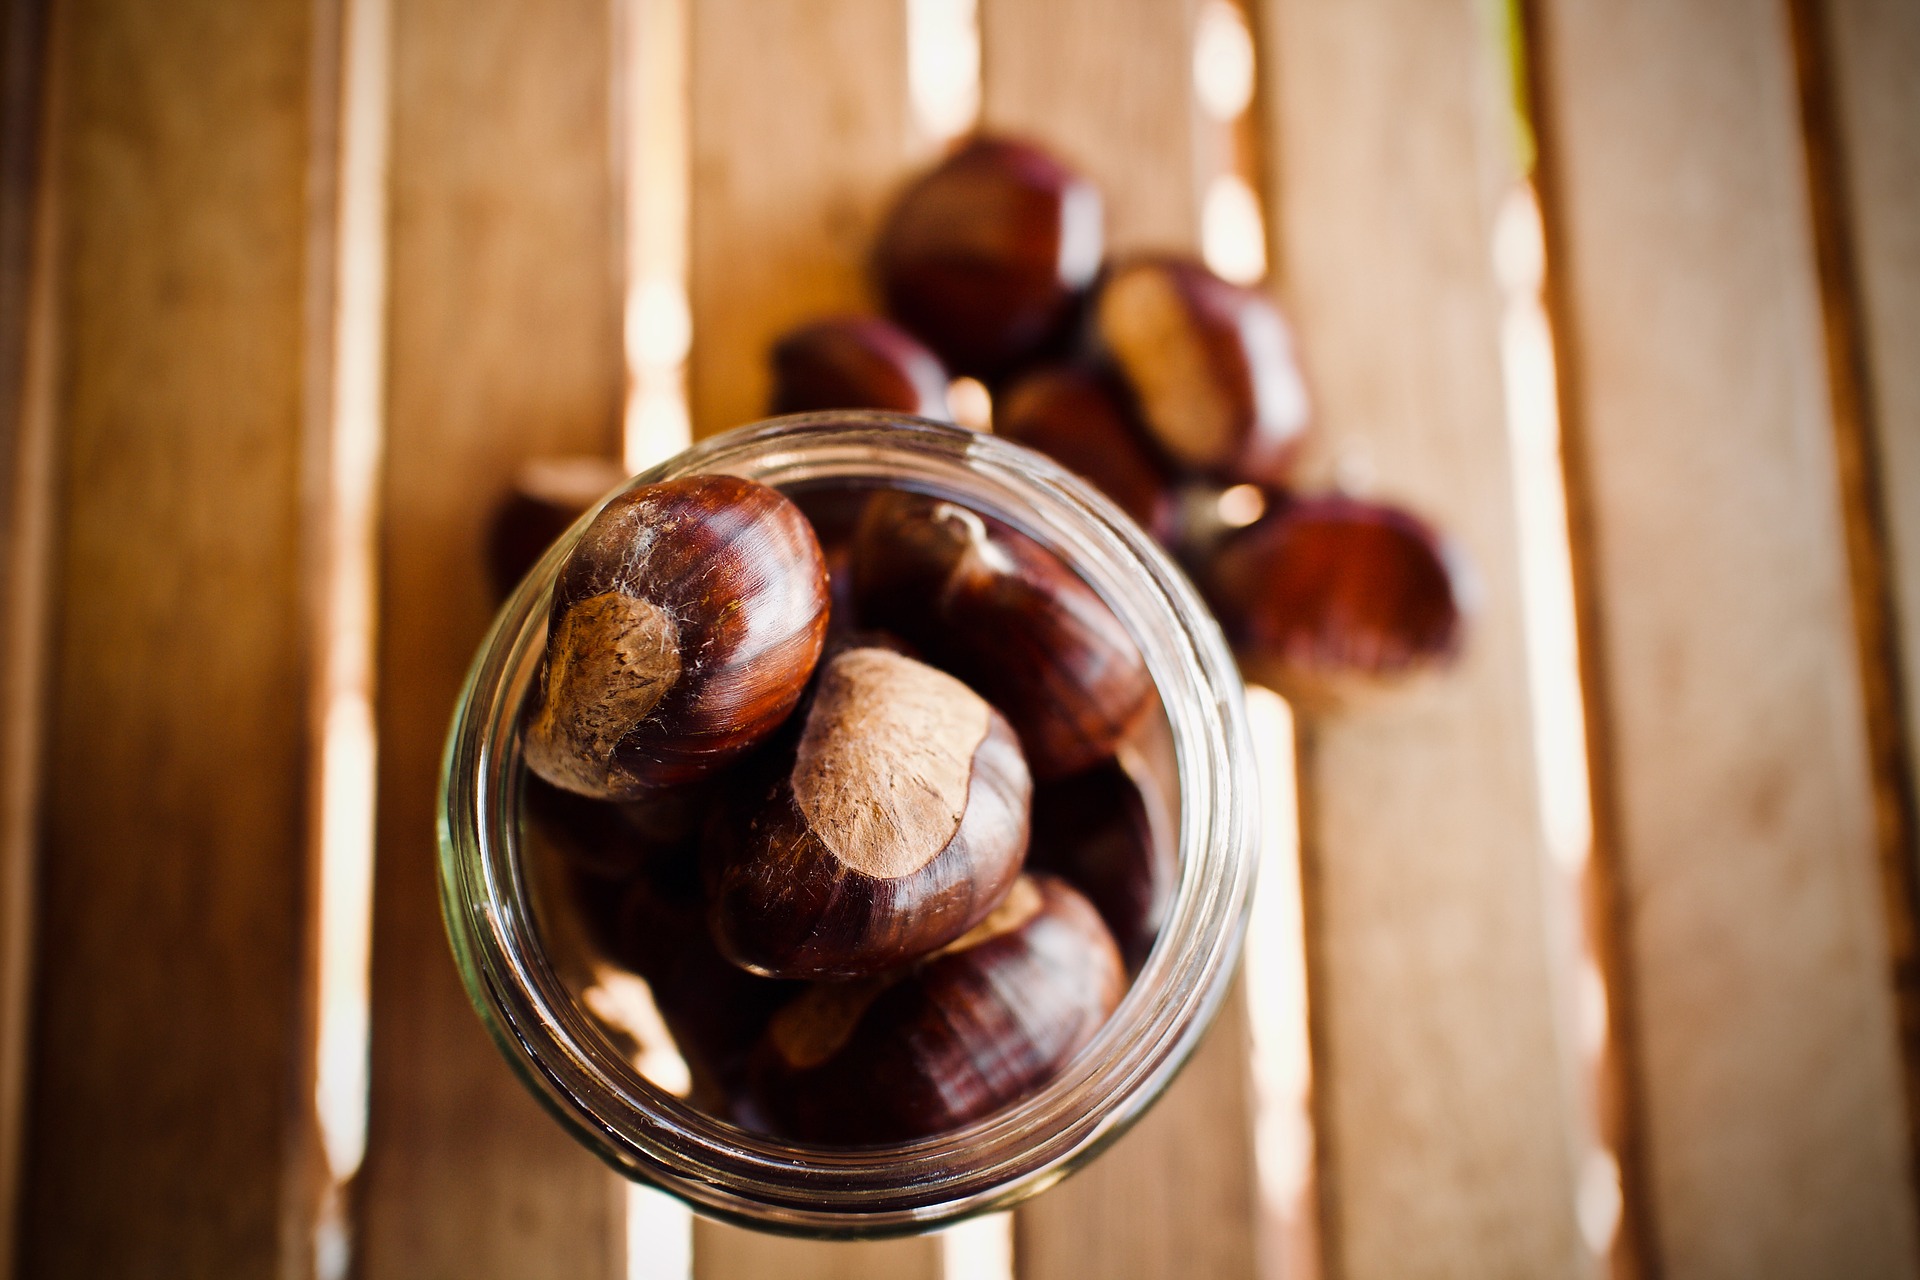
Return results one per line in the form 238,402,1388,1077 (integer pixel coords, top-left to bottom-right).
444,415,1256,1232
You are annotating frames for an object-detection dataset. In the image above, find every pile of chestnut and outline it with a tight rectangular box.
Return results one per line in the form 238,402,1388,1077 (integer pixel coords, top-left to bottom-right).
488,133,1474,1145
517,470,1169,1143
766,134,1471,704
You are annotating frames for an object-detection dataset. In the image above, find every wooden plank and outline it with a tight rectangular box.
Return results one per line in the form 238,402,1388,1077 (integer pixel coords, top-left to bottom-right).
1806,0,1920,1187
1528,0,1920,1274
683,1,940,1273
685,0,915,439
1251,2,1591,1276
979,0,1200,250
976,5,1261,1278
12,0,332,1272
355,0,627,1274
0,0,51,1274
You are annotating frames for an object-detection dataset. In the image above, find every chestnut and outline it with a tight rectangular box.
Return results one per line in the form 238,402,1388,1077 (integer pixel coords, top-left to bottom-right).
851,491,1151,779
1028,760,1172,972
747,873,1124,1143
1201,492,1468,702
768,316,952,419
704,646,1031,980
874,135,1104,380
996,364,1181,544
523,474,830,798
486,455,631,601
1091,257,1311,486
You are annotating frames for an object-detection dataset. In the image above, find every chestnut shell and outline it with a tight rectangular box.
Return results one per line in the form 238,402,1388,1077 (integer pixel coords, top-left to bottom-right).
1202,492,1467,700
1028,760,1172,972
768,315,952,419
997,364,1180,544
747,873,1125,1144
874,136,1104,381
523,474,829,797
851,491,1152,779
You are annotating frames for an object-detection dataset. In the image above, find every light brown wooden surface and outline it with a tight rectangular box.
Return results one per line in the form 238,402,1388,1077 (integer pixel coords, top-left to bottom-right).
1014,983,1260,1280
979,5,1261,1277
0,0,51,1273
13,0,332,1272
356,0,627,1274
693,1223,945,1280
980,0,1200,252
685,0,916,439
1252,2,1591,1276
1824,0,1919,815
683,2,937,1273
1816,2,1920,1123
1530,0,1920,1274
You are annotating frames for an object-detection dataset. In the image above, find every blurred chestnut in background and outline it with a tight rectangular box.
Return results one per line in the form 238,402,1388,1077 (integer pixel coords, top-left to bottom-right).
704,647,1031,980
1201,492,1468,703
997,365,1180,544
1028,760,1172,972
852,491,1151,779
486,456,630,601
768,315,953,419
875,136,1103,381
1092,257,1310,486
524,475,829,798
748,874,1124,1144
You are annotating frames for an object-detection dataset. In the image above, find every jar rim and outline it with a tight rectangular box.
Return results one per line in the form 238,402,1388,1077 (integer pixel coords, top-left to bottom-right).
438,412,1259,1235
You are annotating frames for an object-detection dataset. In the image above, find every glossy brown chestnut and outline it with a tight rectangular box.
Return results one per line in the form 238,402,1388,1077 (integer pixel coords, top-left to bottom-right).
523,474,830,798
851,491,1152,779
486,455,631,601
874,135,1104,380
997,365,1181,544
1028,760,1172,972
747,873,1124,1144
704,646,1031,980
1201,492,1468,702
1092,257,1311,486
768,316,952,419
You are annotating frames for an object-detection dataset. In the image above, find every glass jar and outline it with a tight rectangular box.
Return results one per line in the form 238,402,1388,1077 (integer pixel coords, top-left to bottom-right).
439,412,1258,1235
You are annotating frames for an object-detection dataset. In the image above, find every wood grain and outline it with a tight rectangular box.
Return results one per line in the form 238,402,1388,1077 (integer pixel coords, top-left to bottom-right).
685,0,915,438
977,4,1261,1277
1014,983,1260,1280
1252,2,1591,1275
355,0,627,1274
0,0,51,1274
979,0,1201,251
682,1,936,1272
13,0,330,1272
1529,0,1920,1274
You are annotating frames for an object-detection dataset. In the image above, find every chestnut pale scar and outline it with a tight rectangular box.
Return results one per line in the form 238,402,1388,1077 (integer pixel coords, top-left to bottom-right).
526,591,681,793
1098,266,1233,466
792,648,991,879
768,976,890,1069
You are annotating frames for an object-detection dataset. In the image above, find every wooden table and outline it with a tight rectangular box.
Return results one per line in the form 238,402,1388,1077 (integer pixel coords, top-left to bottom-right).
1,0,1916,1276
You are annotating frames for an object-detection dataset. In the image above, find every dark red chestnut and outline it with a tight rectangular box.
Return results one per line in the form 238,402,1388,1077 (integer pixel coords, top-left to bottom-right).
851,491,1152,779
704,646,1031,980
768,316,952,419
747,873,1124,1143
1201,492,1468,703
523,474,830,798
486,455,631,601
874,136,1104,380
997,365,1180,544
1028,761,1172,972
1092,257,1311,485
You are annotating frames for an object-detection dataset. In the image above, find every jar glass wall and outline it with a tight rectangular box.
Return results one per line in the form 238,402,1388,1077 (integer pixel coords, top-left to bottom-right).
439,412,1258,1235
